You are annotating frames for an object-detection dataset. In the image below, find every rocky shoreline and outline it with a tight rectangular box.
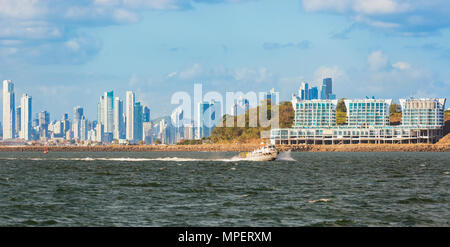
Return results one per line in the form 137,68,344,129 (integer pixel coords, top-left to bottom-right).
0,143,449,152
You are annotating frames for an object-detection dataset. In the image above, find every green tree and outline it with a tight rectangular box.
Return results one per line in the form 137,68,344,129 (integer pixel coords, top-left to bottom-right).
336,98,347,112
390,103,401,114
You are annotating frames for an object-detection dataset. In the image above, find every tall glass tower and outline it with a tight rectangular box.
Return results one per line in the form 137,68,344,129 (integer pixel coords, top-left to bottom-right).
104,91,114,133
2,80,15,140
20,94,32,140
126,91,135,142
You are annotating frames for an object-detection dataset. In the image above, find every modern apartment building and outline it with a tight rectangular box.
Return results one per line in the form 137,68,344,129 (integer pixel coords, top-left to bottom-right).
399,98,446,127
344,99,391,127
292,98,338,127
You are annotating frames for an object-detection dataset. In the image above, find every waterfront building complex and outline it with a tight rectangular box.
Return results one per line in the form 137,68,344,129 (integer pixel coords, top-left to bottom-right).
271,79,446,145
271,97,446,145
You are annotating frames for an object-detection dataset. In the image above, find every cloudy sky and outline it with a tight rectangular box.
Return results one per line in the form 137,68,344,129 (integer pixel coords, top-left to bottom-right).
1,0,450,120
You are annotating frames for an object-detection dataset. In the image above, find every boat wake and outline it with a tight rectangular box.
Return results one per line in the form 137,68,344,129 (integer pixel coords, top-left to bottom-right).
275,150,296,161
1,153,295,162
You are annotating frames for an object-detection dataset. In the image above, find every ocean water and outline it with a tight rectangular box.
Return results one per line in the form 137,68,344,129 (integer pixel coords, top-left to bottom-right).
0,151,449,226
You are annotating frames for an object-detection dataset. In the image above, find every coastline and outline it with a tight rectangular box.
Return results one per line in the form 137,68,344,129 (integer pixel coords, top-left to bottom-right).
0,143,449,152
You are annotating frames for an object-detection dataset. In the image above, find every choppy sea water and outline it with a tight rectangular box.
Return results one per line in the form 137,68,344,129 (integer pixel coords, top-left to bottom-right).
0,151,449,226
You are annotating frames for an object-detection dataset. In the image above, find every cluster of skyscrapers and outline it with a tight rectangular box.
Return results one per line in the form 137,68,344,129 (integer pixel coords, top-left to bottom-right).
297,78,336,100
1,80,154,145
271,79,447,144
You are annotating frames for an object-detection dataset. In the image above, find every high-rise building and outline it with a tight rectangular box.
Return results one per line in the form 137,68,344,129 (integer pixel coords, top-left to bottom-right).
113,97,124,140
62,113,70,137
299,82,309,100
143,106,150,123
73,106,84,140
3,80,15,139
231,97,249,116
97,96,105,124
80,116,88,141
126,91,135,142
20,94,32,140
344,99,391,127
320,78,333,100
196,100,221,139
15,106,21,138
143,122,153,144
103,91,114,134
73,106,83,122
309,87,319,100
38,111,50,139
134,102,143,142
171,107,184,143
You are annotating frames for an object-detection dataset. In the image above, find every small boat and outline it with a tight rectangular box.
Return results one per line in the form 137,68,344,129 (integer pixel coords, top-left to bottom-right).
238,144,279,161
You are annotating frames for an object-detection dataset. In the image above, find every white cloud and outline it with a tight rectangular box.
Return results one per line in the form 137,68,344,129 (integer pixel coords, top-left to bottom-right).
179,63,203,80
302,0,450,36
302,0,407,15
367,50,388,71
392,61,411,70
234,67,272,83
314,65,345,84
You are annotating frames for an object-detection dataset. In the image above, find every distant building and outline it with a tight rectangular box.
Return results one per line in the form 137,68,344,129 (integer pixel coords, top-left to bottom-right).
38,111,50,139
143,122,153,144
126,91,135,142
143,106,150,123
15,106,21,138
20,94,32,141
3,80,15,140
103,91,114,134
197,100,221,139
113,97,124,140
320,78,333,100
134,102,143,142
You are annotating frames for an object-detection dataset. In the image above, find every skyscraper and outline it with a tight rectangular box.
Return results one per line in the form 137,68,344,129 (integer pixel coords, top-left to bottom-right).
299,82,309,100
196,100,221,139
15,106,21,138
134,102,143,142
143,106,150,123
38,111,50,139
103,91,114,134
73,106,83,122
20,94,32,140
113,97,124,140
126,91,135,142
3,80,15,140
73,106,83,140
320,78,333,100
97,96,105,124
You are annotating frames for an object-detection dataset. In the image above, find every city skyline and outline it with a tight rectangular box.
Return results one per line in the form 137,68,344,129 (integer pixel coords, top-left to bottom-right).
0,0,450,120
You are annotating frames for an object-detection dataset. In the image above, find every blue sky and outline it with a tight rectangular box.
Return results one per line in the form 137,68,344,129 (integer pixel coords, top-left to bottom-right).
1,0,450,120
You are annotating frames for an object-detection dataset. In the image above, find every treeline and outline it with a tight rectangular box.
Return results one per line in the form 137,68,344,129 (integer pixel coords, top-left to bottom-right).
209,100,294,143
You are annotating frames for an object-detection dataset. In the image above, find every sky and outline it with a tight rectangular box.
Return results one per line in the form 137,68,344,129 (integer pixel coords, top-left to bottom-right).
1,0,450,121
